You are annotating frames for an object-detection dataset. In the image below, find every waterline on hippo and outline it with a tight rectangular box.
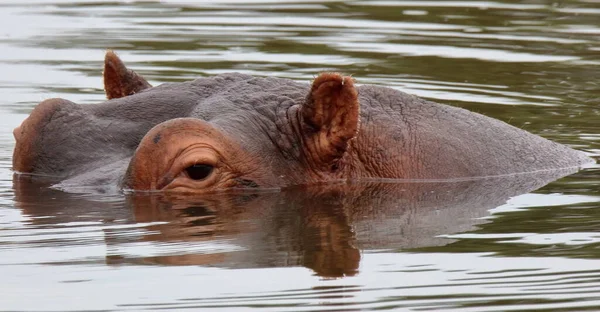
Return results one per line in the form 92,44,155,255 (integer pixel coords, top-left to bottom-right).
12,51,594,194
11,169,586,276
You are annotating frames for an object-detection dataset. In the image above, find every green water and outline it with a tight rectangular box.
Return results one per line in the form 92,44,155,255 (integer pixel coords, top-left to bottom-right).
1,1,600,311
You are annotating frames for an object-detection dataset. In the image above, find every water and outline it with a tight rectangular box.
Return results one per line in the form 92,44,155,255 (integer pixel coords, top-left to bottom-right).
1,0,600,311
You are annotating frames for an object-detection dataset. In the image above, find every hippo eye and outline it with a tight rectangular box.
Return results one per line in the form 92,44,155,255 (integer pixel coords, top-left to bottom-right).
185,164,214,181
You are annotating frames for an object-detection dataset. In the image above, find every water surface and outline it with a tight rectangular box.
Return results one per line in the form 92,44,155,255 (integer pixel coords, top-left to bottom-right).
1,1,600,311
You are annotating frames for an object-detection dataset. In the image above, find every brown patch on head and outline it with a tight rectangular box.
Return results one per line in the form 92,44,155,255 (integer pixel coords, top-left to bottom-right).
103,50,152,100
300,72,360,171
123,118,269,193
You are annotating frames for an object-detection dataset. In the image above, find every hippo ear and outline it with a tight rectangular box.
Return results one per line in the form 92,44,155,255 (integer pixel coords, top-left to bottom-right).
299,73,359,170
103,50,152,100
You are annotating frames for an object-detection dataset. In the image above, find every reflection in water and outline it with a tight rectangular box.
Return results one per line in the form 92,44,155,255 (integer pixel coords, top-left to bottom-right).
13,168,579,278
2,0,600,310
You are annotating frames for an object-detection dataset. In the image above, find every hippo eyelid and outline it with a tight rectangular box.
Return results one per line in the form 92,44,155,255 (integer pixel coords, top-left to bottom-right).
184,164,214,181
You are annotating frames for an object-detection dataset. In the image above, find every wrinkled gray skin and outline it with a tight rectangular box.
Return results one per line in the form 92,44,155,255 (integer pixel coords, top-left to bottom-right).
12,56,593,193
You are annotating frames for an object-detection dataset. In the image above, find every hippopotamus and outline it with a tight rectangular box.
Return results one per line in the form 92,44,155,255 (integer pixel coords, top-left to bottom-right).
12,51,593,193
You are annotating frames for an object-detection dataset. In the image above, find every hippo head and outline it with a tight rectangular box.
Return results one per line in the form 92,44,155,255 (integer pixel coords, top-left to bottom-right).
12,51,592,194
12,51,361,193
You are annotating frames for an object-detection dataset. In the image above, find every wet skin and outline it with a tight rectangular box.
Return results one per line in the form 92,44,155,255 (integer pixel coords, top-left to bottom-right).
11,51,593,193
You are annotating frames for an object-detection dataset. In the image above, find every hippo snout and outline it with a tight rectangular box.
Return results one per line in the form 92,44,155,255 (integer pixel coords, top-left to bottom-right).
12,125,21,142
12,98,78,174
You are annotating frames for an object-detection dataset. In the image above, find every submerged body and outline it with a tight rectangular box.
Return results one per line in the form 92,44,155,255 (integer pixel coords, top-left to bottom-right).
12,51,592,193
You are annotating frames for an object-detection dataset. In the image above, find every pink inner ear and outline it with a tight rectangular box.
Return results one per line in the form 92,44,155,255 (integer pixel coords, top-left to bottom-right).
300,72,359,168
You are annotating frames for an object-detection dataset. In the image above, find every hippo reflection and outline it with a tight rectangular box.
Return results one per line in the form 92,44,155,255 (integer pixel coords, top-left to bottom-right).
14,169,578,277
12,51,592,193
